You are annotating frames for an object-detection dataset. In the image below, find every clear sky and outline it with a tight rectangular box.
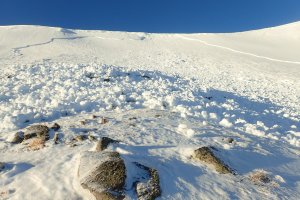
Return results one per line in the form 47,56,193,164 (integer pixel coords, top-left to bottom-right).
0,0,300,33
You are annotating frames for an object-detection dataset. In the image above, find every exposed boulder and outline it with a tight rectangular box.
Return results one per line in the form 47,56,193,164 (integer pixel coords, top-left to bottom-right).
78,151,126,200
134,162,161,200
192,147,233,174
24,125,49,140
95,137,119,152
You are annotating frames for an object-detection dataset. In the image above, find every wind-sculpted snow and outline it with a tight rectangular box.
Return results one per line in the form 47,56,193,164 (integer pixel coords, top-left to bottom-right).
1,23,300,199
0,63,299,147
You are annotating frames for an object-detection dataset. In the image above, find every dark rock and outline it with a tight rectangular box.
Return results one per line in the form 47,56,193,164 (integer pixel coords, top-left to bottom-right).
141,75,151,79
192,147,233,174
95,137,118,152
134,162,161,200
11,132,24,144
100,117,109,124
53,132,59,144
104,78,110,82
86,73,98,79
227,138,234,143
0,162,5,171
24,125,49,140
92,115,98,119
78,151,126,200
205,96,213,100
51,123,61,131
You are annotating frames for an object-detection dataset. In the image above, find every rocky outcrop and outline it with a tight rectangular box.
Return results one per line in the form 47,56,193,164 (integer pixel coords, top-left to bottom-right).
134,162,161,200
78,151,126,200
24,125,49,140
95,137,119,152
192,147,233,174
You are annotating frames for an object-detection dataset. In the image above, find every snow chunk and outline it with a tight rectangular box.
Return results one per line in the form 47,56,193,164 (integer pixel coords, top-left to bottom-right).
219,118,233,128
177,124,195,138
244,124,265,137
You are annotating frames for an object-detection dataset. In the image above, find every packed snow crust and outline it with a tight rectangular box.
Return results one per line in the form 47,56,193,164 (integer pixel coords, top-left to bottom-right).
0,22,300,199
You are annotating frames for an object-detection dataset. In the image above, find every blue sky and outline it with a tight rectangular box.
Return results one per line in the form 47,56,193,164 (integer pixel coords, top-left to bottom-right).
0,0,300,33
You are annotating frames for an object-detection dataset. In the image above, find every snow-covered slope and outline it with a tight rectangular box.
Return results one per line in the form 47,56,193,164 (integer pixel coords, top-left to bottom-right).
0,22,300,200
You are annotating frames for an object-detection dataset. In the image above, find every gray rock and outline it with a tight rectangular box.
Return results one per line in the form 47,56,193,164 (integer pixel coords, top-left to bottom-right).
24,125,49,140
78,151,126,200
134,162,161,200
95,137,118,152
192,147,233,174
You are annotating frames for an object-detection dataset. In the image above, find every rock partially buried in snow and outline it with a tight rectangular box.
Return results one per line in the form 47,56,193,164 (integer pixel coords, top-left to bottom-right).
24,125,49,140
10,132,24,144
78,151,126,200
248,169,276,186
74,135,88,142
134,162,161,200
95,137,119,152
227,138,234,143
51,123,60,131
0,162,5,171
28,138,46,151
192,147,233,174
88,134,97,142
53,132,59,144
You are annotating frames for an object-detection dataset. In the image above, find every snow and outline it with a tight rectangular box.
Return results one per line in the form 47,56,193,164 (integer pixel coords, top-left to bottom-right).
219,118,233,128
0,22,300,199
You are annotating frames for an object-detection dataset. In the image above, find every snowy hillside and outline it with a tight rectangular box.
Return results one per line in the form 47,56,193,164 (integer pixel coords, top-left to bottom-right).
0,22,300,200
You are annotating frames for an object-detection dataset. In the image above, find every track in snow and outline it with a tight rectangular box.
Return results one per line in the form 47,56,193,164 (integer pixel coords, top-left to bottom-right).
12,36,86,56
177,35,300,65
